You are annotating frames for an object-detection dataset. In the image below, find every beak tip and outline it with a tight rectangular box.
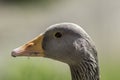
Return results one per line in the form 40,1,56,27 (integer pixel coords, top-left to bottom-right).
11,51,17,57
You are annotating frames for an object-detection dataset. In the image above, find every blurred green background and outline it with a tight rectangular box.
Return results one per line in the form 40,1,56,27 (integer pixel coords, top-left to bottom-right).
0,0,120,80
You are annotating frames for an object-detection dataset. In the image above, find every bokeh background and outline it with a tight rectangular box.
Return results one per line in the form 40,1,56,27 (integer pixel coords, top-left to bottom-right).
0,0,120,80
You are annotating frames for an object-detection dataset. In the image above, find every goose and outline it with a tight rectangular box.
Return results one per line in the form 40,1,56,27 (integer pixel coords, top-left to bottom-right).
11,23,100,80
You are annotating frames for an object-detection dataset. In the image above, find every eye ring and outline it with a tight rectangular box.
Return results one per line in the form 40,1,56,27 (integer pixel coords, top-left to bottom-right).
54,32,62,38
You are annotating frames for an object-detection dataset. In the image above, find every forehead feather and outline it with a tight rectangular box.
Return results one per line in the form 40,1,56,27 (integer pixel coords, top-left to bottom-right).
46,23,89,37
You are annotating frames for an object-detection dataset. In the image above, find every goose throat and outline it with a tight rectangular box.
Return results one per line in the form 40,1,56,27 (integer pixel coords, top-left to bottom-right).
69,61,99,80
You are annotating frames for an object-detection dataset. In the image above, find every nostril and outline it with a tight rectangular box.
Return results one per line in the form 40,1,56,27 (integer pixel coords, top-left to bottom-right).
11,51,16,57
27,43,34,48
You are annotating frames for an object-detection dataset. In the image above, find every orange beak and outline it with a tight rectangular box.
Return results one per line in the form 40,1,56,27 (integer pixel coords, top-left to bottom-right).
11,34,45,57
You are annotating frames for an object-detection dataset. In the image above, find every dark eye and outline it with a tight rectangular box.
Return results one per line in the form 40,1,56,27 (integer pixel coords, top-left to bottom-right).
54,32,62,38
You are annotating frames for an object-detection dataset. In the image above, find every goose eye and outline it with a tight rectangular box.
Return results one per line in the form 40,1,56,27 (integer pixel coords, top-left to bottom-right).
54,32,62,38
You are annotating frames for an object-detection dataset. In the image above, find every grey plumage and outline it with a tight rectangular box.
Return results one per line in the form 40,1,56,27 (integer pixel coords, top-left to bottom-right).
42,23,100,80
